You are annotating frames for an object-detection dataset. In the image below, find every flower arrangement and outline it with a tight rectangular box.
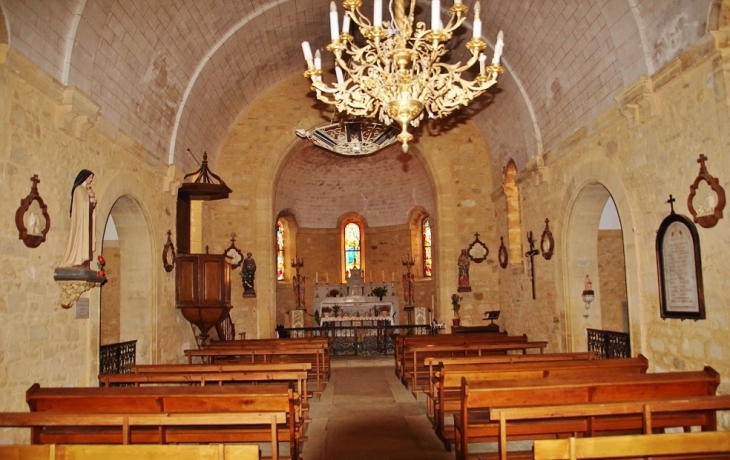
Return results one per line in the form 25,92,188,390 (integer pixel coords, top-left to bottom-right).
332,305,341,317
96,254,106,277
371,286,388,300
451,293,462,318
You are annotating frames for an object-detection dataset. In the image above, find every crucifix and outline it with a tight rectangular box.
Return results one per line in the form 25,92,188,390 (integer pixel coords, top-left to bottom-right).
525,231,540,299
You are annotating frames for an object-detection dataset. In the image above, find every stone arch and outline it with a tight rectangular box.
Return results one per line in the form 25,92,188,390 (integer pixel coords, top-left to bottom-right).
708,0,730,30
96,175,157,366
559,160,639,354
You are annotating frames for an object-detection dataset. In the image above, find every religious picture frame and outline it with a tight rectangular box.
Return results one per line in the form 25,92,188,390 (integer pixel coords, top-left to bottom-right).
467,232,489,263
162,230,176,272
540,218,554,260
15,175,51,248
223,235,244,270
687,154,725,229
656,212,705,320
498,236,508,269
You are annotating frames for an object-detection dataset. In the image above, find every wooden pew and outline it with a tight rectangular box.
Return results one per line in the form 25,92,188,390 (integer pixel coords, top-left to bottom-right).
495,395,730,459
99,369,310,420
423,352,596,422
405,341,549,395
25,383,300,460
534,430,730,460
0,444,260,460
394,333,519,379
185,341,329,395
452,367,720,460
0,413,277,459
430,355,649,450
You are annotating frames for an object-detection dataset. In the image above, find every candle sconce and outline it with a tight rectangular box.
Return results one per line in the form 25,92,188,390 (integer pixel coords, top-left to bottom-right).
582,275,595,312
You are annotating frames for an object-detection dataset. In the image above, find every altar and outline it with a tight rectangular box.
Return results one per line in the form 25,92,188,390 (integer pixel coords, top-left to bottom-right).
313,268,399,325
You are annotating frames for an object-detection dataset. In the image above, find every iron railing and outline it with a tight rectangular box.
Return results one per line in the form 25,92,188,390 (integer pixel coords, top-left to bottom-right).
99,340,137,375
587,328,631,359
281,325,433,356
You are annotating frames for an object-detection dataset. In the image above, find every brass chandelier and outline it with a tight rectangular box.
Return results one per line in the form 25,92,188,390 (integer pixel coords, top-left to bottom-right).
302,0,505,152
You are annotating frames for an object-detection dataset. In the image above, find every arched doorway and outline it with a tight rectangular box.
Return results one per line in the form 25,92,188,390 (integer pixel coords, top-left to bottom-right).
100,195,154,365
565,183,630,355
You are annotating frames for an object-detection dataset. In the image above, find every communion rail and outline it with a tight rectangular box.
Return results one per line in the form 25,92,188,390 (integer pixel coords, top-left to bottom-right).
587,328,631,359
280,325,433,356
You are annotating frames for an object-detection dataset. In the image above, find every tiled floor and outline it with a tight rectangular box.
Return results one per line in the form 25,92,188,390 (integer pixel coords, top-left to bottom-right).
300,357,475,460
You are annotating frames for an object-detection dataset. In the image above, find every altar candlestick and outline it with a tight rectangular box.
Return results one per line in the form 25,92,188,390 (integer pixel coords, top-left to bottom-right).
381,270,385,282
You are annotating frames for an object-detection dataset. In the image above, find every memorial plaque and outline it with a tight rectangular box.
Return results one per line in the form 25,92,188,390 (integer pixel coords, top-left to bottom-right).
656,213,705,320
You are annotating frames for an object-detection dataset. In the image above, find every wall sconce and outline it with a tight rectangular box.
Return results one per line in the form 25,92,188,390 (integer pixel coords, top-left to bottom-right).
582,275,595,309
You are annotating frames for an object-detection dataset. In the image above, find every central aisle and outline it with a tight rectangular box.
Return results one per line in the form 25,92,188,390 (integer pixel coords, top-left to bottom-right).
300,358,456,460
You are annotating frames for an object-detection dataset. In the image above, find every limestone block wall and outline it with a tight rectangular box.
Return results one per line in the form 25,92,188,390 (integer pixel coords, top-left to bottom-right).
0,48,184,442
497,33,730,404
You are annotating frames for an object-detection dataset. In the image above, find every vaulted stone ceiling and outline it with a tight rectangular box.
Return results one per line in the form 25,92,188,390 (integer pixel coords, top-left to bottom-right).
3,0,715,176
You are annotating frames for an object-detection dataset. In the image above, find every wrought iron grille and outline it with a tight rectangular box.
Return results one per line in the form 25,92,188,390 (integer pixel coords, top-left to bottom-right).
99,340,137,375
587,328,631,359
215,313,236,341
281,325,431,356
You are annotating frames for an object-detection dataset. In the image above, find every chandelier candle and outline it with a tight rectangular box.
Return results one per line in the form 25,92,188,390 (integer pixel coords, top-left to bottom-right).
301,0,505,152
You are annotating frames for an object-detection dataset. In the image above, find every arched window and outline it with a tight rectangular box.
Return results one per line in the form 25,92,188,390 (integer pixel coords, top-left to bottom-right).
343,222,362,274
422,218,432,277
503,160,522,266
276,220,285,280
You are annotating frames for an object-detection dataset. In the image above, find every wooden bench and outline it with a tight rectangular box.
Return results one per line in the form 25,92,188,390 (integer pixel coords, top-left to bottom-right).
0,443,260,460
430,355,648,450
423,352,596,422
0,413,278,458
394,333,521,380
25,383,300,460
99,369,311,420
494,394,730,459
185,341,329,395
452,367,720,460
534,430,730,459
405,341,549,395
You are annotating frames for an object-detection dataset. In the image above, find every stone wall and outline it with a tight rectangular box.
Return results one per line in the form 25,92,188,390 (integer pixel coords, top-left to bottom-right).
0,49,184,442
598,230,628,332
497,34,730,410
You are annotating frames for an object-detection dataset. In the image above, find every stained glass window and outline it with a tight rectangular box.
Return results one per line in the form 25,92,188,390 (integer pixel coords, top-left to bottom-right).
344,222,361,274
422,218,432,277
276,220,285,280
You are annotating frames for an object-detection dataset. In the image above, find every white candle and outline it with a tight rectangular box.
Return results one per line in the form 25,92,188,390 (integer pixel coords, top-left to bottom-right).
479,53,486,74
326,272,329,284
373,0,383,27
342,14,351,34
329,2,339,40
314,49,322,70
391,272,395,282
381,270,385,282
335,65,344,84
431,0,441,30
473,2,481,38
316,271,319,283
301,41,313,67
492,30,504,65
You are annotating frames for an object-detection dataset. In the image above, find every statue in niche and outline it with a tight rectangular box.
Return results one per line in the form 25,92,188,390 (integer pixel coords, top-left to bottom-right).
59,169,96,268
241,252,257,297
458,249,471,292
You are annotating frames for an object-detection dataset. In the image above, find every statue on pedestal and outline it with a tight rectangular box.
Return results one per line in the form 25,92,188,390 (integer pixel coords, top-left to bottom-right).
241,252,256,297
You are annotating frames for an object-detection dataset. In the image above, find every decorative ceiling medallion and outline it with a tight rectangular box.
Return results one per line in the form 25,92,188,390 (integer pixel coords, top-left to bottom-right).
296,121,398,157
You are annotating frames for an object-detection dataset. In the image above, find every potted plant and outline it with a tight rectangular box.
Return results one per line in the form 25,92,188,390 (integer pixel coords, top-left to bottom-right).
332,305,341,318
451,293,462,327
371,285,388,301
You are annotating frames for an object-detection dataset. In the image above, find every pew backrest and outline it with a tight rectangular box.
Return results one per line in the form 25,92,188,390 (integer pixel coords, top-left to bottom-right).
0,443,260,460
533,431,730,460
